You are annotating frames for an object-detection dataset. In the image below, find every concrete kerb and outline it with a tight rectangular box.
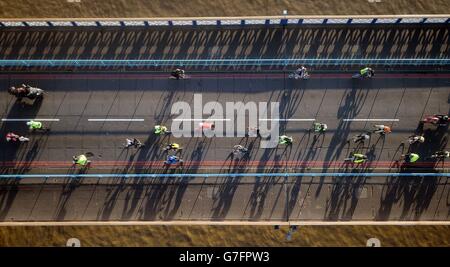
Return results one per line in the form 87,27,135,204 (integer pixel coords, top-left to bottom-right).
0,221,449,226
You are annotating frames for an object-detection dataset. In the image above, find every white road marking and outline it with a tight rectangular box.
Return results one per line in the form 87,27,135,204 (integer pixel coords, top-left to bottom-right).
88,119,145,122
259,118,316,121
2,118,60,122
343,119,399,122
173,118,231,121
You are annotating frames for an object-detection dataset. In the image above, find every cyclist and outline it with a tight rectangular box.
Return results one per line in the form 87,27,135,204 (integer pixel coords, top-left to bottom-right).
171,68,185,80
422,114,449,126
279,135,293,145
6,132,29,142
198,121,215,130
423,114,449,125
8,86,29,98
164,143,181,152
313,122,328,133
125,138,144,149
373,124,391,135
345,153,367,164
154,125,171,135
72,154,90,167
360,67,374,78
422,115,440,125
26,120,47,132
164,155,183,165
246,126,261,138
294,65,308,79
431,150,450,159
402,153,420,163
435,114,449,124
407,134,425,144
352,132,370,143
232,145,248,159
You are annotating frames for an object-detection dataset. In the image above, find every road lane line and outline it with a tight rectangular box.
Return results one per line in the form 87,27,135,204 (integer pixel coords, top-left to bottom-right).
88,119,145,122
259,118,316,121
0,172,448,178
343,119,399,122
2,73,450,80
2,118,60,122
2,160,447,167
174,119,231,121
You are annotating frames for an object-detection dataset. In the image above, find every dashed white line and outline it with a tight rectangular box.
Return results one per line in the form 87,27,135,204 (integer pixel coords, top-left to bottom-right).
343,119,399,122
2,118,60,122
259,118,316,121
88,119,145,122
173,118,231,121
1,118,399,123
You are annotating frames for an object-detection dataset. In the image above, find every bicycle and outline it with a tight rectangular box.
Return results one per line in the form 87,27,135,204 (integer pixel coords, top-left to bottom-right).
124,138,145,149
351,133,370,143
163,143,182,152
344,153,367,164
429,151,449,160
288,72,310,80
313,122,327,133
407,135,425,145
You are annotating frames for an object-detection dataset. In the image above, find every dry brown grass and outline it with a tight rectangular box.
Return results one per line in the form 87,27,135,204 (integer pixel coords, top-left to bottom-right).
1,225,449,246
0,0,448,249
0,0,449,18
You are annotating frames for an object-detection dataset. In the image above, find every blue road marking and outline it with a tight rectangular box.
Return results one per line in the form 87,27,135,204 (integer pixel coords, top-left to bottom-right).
0,172,448,178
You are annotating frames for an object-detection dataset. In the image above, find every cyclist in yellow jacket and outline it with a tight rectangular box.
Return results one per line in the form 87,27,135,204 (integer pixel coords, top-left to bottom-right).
72,154,90,166
360,67,374,78
154,125,171,135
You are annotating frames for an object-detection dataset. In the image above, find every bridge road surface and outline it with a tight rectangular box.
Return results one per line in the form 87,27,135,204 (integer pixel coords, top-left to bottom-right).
0,72,449,171
0,24,449,222
0,72,448,222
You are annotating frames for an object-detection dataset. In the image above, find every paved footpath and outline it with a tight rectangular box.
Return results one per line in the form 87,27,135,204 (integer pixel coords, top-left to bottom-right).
0,24,448,62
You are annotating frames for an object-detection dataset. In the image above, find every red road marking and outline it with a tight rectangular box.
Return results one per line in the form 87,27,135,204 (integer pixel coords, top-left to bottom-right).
1,160,449,168
1,73,450,80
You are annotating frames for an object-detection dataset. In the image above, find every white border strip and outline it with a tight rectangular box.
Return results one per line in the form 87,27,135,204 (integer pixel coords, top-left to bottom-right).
1,16,449,28
50,21,74,26
1,21,25,26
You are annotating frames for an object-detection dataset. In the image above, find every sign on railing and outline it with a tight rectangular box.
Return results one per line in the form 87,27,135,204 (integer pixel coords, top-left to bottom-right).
0,16,449,27
0,58,449,67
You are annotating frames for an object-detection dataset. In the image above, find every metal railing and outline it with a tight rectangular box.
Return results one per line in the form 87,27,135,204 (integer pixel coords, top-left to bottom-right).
0,15,449,27
0,58,449,67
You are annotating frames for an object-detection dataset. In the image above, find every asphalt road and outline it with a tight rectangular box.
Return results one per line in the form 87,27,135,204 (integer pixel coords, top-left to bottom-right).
0,23,448,222
0,72,448,171
0,175,448,221
0,72,448,221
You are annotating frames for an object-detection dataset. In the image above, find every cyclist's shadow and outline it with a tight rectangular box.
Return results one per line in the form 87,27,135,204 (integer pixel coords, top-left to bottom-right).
311,128,326,149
